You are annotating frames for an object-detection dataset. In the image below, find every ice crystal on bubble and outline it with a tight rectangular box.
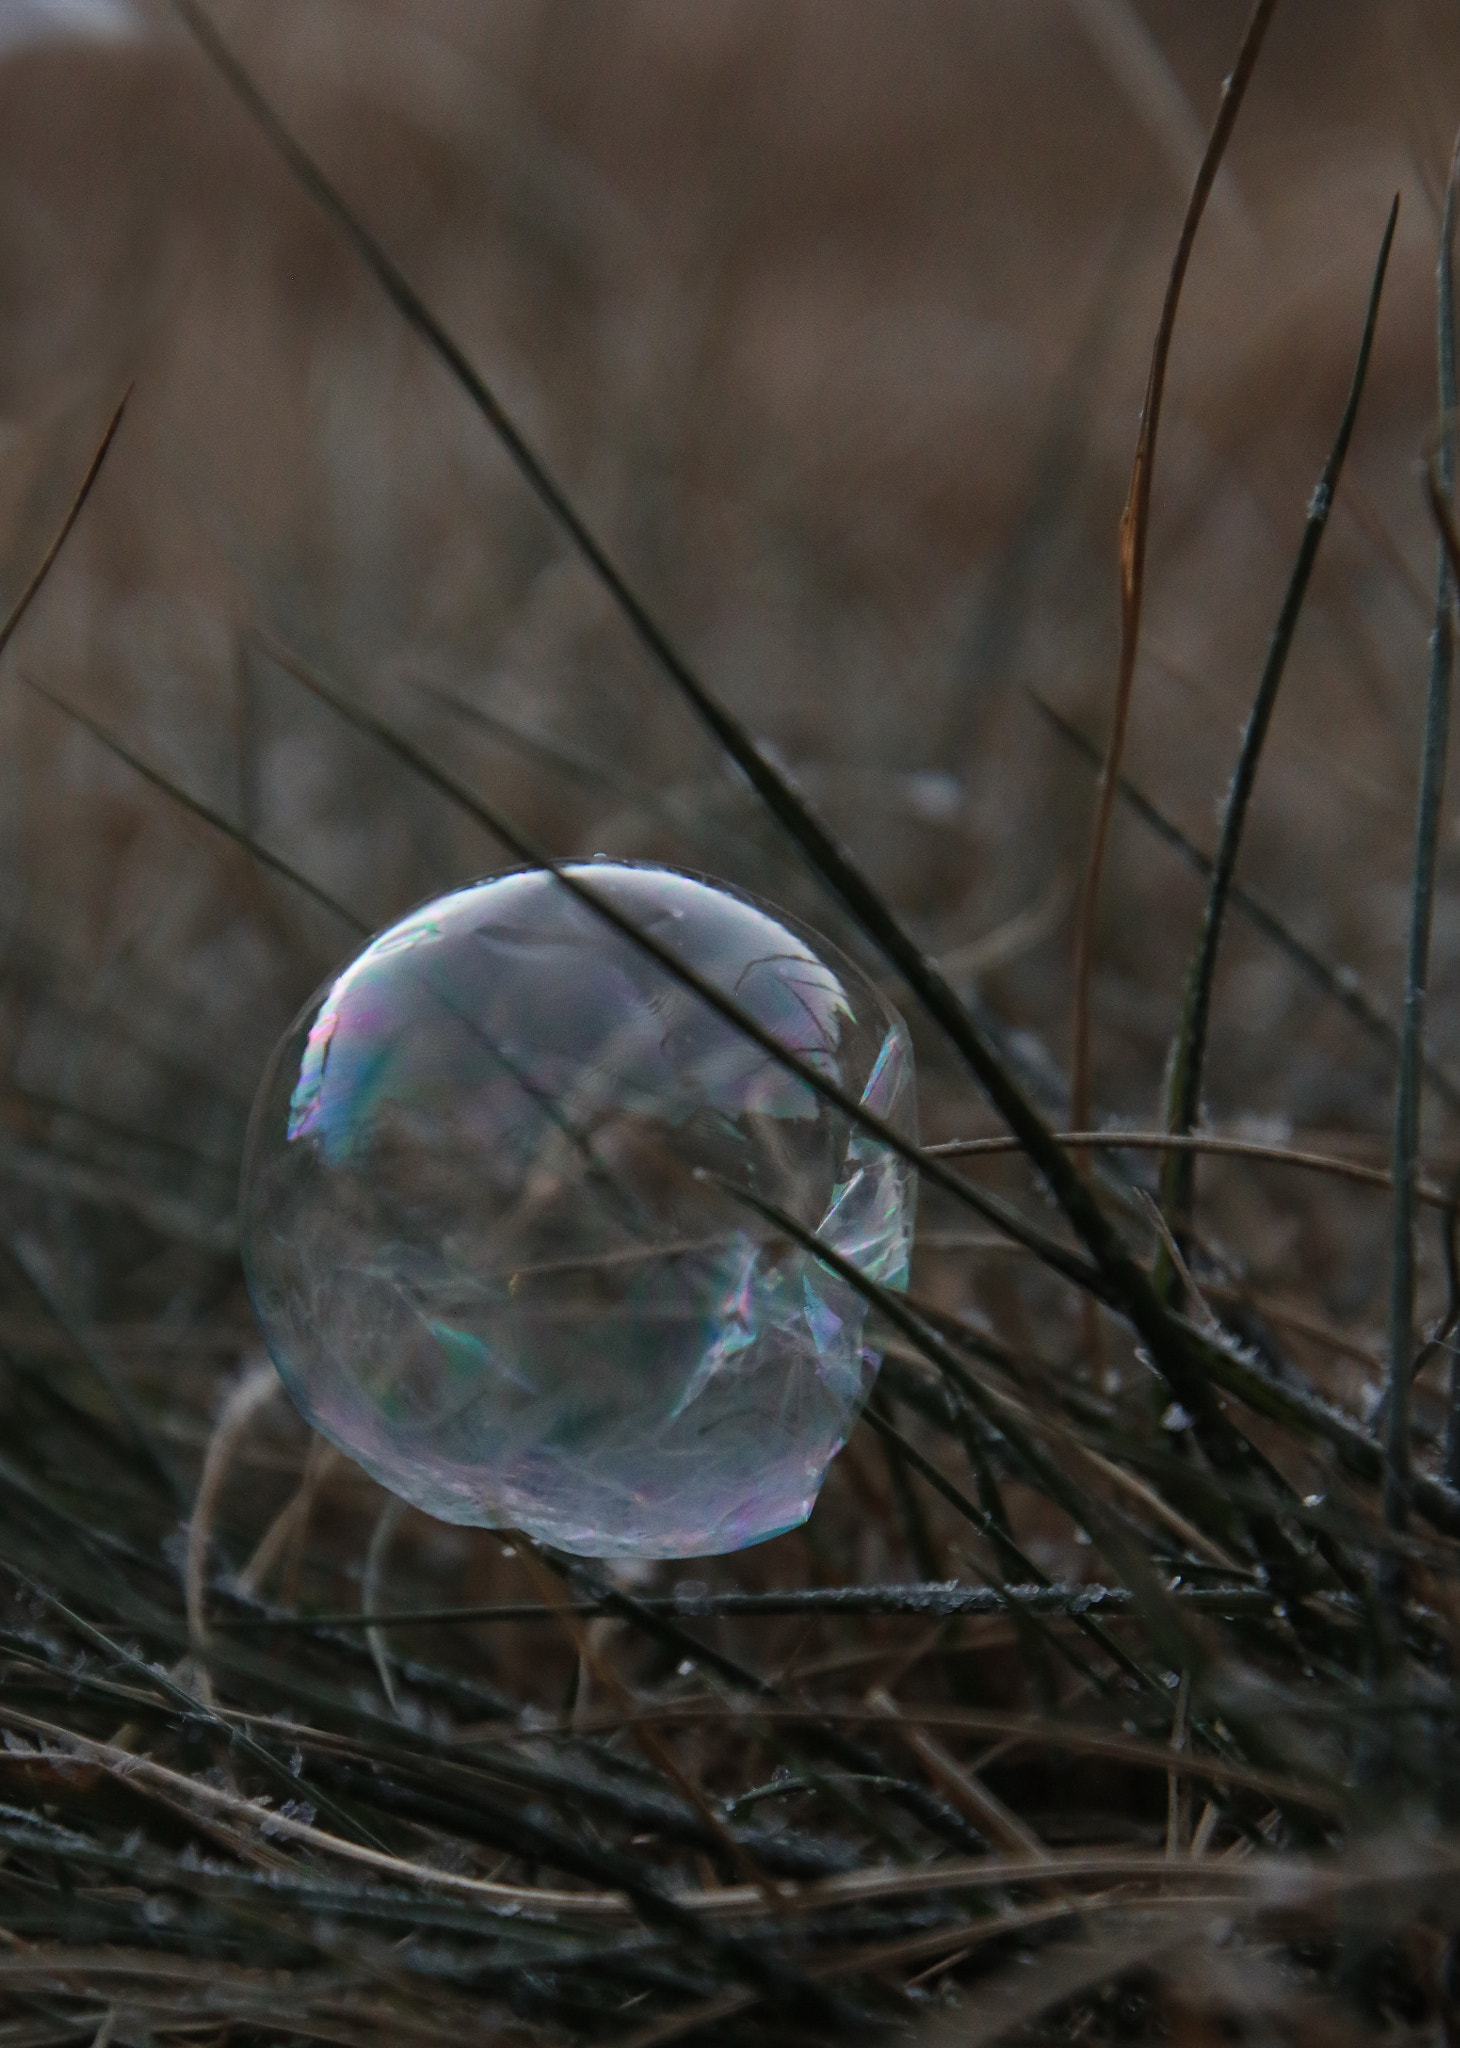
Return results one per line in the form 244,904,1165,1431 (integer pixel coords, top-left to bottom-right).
239,862,917,1557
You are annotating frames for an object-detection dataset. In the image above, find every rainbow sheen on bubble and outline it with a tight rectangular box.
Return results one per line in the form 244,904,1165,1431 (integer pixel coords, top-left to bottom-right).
239,863,916,1557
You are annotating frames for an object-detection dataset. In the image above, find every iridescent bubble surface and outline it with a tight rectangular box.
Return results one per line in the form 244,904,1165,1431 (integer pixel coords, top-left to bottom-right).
239,862,917,1557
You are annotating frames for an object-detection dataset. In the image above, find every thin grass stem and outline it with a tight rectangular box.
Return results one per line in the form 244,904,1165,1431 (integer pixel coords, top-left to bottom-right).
931,1123,1447,1206
1385,147,1460,1603
1070,0,1279,1136
1159,198,1398,1278
1032,688,1460,1113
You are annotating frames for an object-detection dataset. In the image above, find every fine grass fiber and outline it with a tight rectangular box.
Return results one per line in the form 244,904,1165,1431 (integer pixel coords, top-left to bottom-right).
3,2,1460,2043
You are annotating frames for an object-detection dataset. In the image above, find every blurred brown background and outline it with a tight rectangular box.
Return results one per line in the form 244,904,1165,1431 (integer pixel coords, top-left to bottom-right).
0,0,1457,1364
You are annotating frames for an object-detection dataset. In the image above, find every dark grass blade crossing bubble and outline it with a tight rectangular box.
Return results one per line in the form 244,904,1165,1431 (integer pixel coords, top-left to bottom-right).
254,634,1110,1295
1158,197,1399,1283
265,633,1385,1625
187,0,1384,1605
698,1172,1203,1670
174,0,1276,1439
254,635,1324,1536
702,1173,1349,1823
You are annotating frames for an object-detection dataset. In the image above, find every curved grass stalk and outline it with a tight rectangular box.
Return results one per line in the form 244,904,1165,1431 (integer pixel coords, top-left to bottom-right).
933,1124,1448,1206
1069,0,1279,1138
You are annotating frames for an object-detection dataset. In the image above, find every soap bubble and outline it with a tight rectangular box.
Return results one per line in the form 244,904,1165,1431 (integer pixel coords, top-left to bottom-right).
240,862,916,1557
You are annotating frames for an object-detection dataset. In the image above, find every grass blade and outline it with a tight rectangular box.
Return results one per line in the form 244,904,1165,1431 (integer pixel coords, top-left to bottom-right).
1158,197,1399,1277
21,675,371,937
255,634,1114,1294
0,391,128,665
1392,138,1460,1578
1070,0,1279,1135
1032,689,1460,1113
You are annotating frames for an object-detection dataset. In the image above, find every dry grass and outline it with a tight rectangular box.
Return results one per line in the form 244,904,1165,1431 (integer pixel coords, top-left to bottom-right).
1,2,1460,2042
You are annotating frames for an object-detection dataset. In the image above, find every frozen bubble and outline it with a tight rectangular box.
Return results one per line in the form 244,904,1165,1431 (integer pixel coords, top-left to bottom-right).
240,862,916,1558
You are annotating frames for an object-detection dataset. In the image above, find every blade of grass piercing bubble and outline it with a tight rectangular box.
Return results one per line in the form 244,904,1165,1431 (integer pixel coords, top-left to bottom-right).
1071,0,1280,1138
176,2,1240,1396
1160,197,1399,1282
1032,688,1460,1113
256,634,1111,1299
1393,417,1460,1581
0,391,128,666
20,676,371,937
